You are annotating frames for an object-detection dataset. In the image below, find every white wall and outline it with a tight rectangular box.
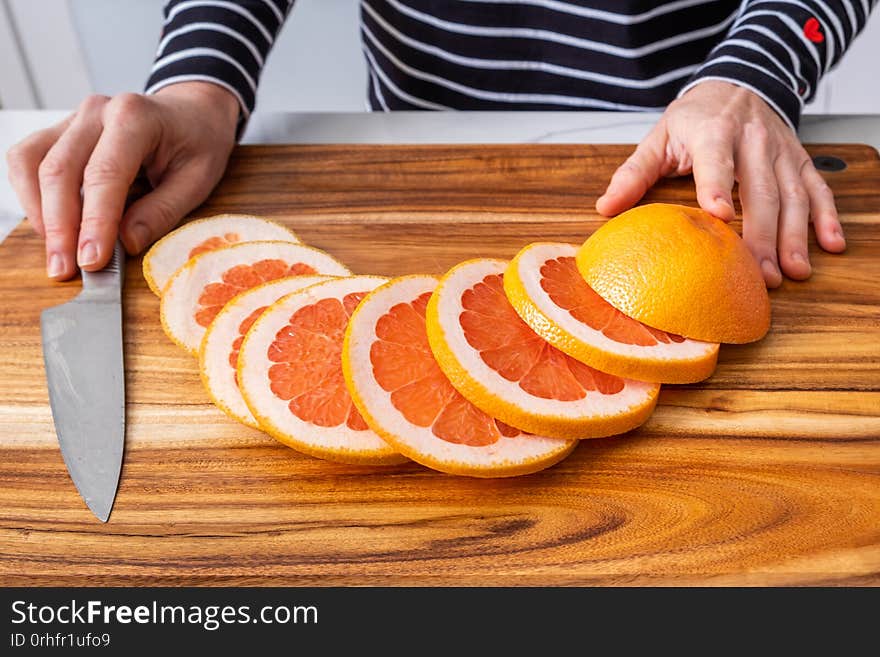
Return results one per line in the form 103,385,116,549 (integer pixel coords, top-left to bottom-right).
5,0,880,113
68,0,166,101
815,14,880,113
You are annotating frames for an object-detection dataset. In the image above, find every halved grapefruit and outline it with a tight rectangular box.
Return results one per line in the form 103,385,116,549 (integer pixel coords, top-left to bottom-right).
143,214,301,295
504,243,719,383
343,275,576,477
426,259,659,440
161,241,350,355
577,204,771,343
238,276,407,465
200,275,331,428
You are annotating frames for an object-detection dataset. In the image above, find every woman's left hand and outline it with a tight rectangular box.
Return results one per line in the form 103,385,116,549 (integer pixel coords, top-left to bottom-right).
596,80,846,288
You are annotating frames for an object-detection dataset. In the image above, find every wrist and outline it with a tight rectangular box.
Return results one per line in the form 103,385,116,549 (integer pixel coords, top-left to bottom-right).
680,73,798,132
155,81,241,132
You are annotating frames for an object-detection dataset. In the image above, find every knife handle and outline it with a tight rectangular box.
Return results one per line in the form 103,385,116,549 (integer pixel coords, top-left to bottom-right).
81,240,125,300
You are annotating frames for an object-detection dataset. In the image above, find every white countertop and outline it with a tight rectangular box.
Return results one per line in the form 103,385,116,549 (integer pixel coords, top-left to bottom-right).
2,111,878,244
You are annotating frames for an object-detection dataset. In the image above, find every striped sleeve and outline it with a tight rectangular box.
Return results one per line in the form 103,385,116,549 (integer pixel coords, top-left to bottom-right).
145,0,294,121
680,1,878,130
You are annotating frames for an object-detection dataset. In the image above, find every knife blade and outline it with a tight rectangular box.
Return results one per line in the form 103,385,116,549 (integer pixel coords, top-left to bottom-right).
40,241,126,522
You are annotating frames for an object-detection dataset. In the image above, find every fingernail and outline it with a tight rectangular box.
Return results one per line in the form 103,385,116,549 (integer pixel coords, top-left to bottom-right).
47,253,64,278
761,258,779,281
129,223,150,252
791,251,806,264
714,196,733,209
834,227,845,241
78,240,99,267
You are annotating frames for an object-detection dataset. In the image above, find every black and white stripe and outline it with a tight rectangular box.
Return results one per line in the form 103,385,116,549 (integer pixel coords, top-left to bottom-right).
145,0,293,117
146,0,876,129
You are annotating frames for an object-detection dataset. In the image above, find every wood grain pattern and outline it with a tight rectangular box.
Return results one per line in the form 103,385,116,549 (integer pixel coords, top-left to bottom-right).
1,144,878,586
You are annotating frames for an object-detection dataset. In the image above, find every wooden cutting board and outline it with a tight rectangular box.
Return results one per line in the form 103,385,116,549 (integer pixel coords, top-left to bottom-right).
1,144,878,586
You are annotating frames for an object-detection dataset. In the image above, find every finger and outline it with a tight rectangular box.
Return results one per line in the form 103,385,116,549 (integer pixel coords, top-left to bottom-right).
119,161,217,255
79,94,159,271
38,97,107,280
774,153,812,280
596,122,670,216
737,122,782,288
5,116,72,243
802,162,845,253
690,127,736,221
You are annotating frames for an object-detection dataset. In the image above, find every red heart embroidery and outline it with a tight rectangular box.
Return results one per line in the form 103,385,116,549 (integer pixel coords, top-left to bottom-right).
803,17,824,43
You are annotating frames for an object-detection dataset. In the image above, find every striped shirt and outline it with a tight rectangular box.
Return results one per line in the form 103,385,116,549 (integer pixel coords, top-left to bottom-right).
145,1,877,131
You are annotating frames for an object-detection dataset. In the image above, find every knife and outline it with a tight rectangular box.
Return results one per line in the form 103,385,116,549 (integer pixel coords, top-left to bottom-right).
40,241,126,522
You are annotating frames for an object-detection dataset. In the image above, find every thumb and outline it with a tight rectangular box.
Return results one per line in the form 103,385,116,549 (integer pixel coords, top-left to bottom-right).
118,162,218,254
596,122,670,217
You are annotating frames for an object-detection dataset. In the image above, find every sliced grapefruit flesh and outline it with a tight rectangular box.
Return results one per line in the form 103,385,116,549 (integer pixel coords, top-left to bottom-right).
504,243,719,383
194,259,319,329
200,275,332,429
426,258,660,440
142,214,300,296
238,276,407,465
161,241,351,356
343,275,575,477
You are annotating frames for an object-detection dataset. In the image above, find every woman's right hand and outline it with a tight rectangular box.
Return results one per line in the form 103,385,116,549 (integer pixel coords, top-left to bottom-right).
6,81,240,279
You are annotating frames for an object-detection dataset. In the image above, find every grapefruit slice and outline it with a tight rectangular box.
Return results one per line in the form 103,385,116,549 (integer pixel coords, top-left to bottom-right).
426,259,659,440
238,276,407,465
504,243,719,383
143,214,300,296
161,241,351,355
200,275,332,429
343,275,576,477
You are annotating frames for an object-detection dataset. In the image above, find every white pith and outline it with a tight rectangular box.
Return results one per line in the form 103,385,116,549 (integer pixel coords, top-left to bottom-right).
148,215,299,292
347,276,573,470
516,243,718,360
239,276,397,456
434,259,658,419
201,275,331,425
162,241,351,353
